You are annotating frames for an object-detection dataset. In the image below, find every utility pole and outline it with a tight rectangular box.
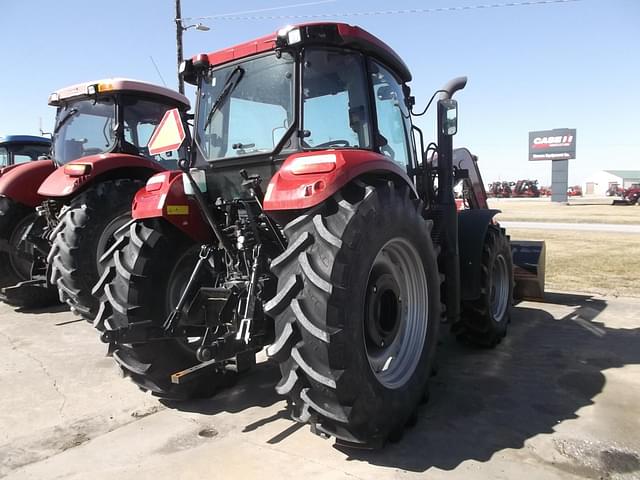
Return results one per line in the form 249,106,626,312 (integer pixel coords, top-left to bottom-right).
175,0,184,94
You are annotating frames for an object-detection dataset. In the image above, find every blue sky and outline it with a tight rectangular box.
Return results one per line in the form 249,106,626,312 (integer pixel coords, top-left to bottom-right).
1,0,638,184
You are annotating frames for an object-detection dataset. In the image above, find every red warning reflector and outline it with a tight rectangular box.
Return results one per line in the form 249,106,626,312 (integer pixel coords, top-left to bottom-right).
147,108,186,156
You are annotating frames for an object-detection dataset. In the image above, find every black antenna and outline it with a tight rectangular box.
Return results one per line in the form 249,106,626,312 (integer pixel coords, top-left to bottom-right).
149,56,167,87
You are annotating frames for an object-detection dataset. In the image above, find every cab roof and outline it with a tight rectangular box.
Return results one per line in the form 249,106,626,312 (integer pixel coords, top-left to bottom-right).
0,135,51,146
48,78,190,109
193,23,412,83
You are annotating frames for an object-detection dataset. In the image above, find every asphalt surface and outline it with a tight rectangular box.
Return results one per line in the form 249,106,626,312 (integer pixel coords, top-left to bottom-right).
501,221,640,234
1,293,639,479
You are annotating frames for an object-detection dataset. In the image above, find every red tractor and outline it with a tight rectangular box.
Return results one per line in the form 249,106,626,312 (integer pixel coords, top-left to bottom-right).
623,184,640,204
606,183,623,197
512,179,540,197
487,181,512,198
0,79,190,314
567,185,583,197
92,24,544,447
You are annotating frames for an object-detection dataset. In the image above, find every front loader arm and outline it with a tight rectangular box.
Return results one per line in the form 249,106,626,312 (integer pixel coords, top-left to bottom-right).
453,148,489,210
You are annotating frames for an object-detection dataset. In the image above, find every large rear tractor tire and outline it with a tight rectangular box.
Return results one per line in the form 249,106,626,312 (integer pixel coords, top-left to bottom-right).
455,225,513,347
0,197,34,289
92,219,237,400
48,179,144,320
267,181,441,448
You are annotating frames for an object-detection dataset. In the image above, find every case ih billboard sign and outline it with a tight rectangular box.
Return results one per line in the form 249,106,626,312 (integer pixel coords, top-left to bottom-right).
529,128,576,161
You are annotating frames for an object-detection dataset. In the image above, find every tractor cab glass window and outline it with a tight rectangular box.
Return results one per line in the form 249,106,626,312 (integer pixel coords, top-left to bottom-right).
0,147,8,167
11,144,50,164
122,96,182,169
14,154,34,164
370,62,412,167
196,52,295,161
302,49,371,150
52,98,116,165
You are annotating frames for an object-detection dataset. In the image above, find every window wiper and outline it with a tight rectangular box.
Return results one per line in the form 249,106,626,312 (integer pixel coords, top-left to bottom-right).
53,108,78,134
203,66,245,130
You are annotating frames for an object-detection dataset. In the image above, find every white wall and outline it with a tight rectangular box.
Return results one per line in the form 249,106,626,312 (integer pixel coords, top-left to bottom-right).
584,171,623,195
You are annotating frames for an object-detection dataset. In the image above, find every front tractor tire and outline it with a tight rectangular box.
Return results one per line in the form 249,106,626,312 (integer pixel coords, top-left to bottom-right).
267,181,441,447
48,179,144,320
92,220,237,400
455,225,513,347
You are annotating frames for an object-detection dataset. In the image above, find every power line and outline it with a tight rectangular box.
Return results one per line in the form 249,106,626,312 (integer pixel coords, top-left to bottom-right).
189,0,337,20
182,0,581,23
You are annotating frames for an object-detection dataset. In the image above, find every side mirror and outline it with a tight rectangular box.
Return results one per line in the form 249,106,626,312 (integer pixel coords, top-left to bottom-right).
438,99,458,136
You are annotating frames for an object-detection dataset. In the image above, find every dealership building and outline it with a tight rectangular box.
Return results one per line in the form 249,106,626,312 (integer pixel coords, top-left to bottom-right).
584,170,640,195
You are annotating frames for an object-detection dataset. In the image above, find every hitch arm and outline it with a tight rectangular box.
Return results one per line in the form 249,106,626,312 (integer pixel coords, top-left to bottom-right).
162,244,212,332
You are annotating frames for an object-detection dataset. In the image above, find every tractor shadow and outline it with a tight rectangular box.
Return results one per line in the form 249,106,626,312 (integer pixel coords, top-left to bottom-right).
337,292,640,472
15,303,68,315
160,292,640,470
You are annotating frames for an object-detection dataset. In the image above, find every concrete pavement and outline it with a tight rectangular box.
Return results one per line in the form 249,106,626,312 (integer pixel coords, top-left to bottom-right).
1,293,639,479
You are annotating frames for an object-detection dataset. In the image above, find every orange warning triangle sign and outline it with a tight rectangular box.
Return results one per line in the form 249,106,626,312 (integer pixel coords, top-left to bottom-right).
147,108,186,155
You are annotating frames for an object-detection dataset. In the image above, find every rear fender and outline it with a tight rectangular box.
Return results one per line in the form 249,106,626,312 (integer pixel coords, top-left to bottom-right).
37,153,166,198
262,149,416,211
0,159,57,207
458,209,501,301
132,171,211,242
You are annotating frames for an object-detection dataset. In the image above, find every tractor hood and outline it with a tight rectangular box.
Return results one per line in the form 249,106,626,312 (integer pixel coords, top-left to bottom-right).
37,153,166,198
0,159,57,207
0,163,25,178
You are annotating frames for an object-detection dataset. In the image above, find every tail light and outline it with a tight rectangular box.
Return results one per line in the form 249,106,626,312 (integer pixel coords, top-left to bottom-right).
285,154,337,175
145,173,167,192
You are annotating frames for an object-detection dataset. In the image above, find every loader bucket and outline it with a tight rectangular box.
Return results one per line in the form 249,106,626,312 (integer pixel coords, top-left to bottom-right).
612,199,632,206
510,240,546,302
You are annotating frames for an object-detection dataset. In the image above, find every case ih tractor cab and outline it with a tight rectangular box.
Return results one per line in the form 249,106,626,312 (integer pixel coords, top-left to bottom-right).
94,23,544,447
0,136,51,168
0,79,189,313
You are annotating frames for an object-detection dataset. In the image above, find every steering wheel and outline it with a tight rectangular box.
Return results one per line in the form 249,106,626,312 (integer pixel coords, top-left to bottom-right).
310,139,351,149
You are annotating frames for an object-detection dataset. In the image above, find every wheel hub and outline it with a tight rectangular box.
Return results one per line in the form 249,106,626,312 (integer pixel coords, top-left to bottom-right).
363,238,429,390
8,214,38,281
365,273,401,349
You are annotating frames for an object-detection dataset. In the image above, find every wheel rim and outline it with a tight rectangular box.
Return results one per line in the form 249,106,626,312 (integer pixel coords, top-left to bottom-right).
490,254,509,322
95,213,131,274
166,246,209,354
8,214,37,281
364,237,428,390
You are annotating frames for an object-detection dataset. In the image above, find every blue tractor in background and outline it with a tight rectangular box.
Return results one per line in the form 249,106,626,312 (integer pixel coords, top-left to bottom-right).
0,135,51,169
